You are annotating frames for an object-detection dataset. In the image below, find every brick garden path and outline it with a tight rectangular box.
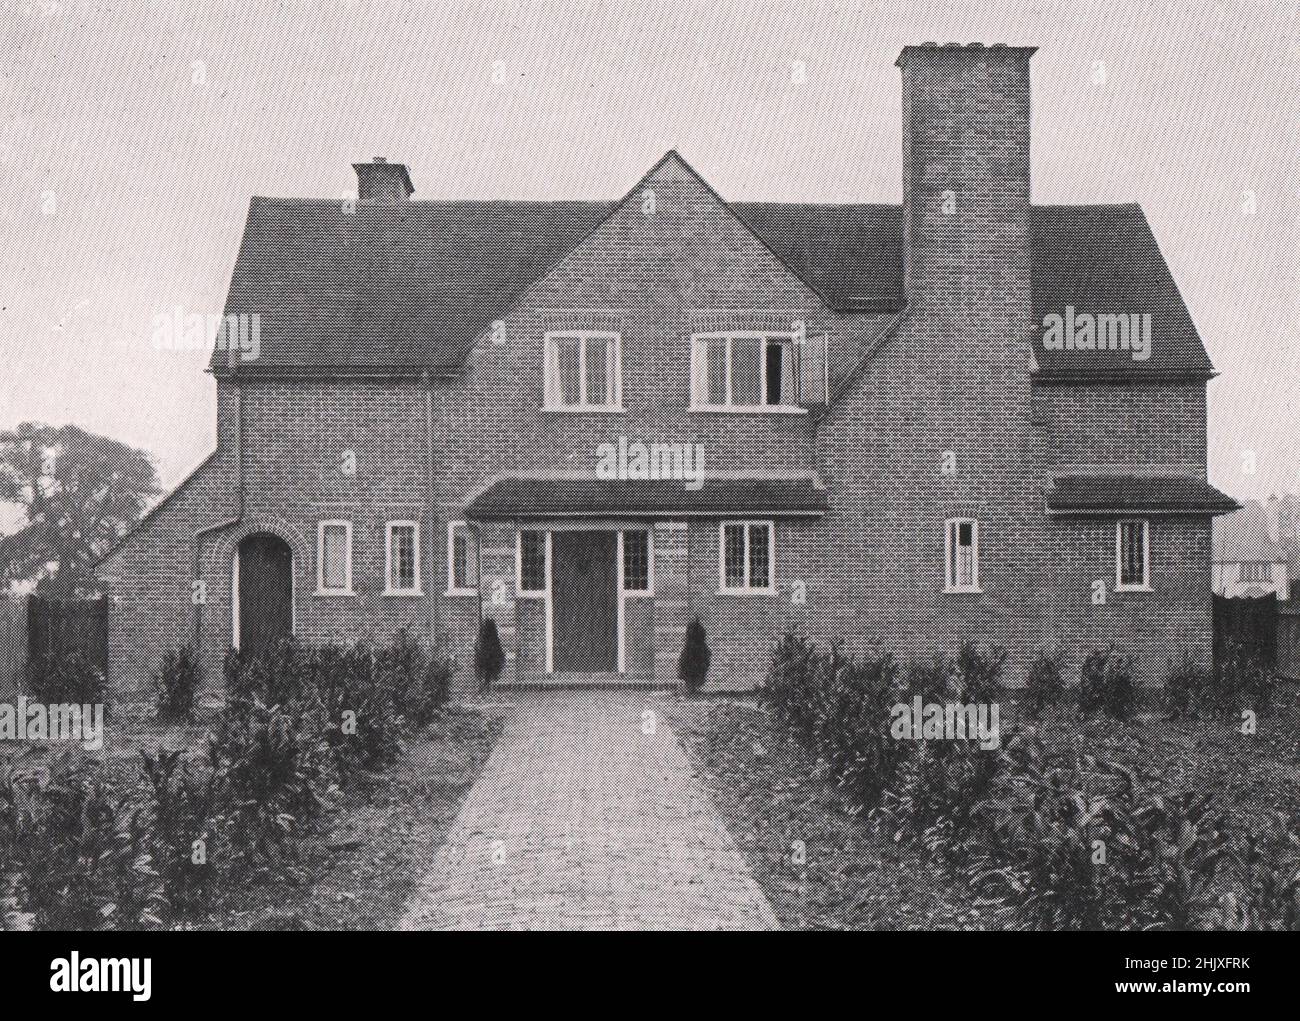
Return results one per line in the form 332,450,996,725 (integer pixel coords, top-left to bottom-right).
400,691,779,930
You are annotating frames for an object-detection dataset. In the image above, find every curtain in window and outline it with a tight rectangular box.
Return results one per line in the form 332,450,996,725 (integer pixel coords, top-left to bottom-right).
323,527,348,589
544,336,563,405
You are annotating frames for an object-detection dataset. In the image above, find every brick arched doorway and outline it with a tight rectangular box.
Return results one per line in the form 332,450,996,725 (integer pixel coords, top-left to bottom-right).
235,533,294,659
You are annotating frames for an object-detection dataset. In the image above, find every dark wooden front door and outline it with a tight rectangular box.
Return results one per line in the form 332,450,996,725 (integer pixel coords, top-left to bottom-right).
552,531,618,672
238,533,293,660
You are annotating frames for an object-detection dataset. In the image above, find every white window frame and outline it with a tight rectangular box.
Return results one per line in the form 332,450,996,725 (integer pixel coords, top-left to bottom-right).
1115,518,1151,592
543,330,623,411
719,520,775,594
690,331,808,413
944,518,981,593
381,520,421,596
316,520,353,596
445,520,479,596
516,528,550,597
620,528,654,596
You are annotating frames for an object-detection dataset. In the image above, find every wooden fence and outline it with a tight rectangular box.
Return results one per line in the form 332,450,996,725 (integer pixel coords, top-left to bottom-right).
0,594,26,695
26,595,108,674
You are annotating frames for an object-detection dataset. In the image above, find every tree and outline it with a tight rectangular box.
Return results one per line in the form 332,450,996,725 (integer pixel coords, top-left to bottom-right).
0,422,160,595
678,616,712,694
475,617,506,694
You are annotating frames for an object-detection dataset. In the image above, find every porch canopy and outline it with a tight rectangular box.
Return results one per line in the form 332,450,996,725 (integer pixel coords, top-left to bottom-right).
464,475,828,520
1046,475,1239,515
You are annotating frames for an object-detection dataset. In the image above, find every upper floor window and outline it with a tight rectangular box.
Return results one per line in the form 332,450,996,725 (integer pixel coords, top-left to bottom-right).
446,521,479,595
1240,561,1272,584
720,521,774,593
944,518,979,592
544,331,621,410
317,520,353,595
384,521,421,594
691,332,794,409
1116,519,1150,590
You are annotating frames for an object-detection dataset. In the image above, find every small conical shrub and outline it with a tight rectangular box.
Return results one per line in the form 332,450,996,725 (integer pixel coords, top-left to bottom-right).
678,616,711,694
475,617,506,694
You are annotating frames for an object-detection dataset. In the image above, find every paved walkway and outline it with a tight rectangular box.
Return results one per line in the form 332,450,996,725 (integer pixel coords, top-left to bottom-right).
401,691,779,930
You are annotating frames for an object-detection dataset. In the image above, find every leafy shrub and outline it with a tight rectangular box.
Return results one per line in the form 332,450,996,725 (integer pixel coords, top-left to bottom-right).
207,696,334,874
474,618,506,695
1213,638,1275,716
25,652,105,707
1078,645,1136,719
678,617,711,693
1163,650,1209,718
3,752,164,930
1023,647,1066,720
311,641,402,777
376,630,456,726
813,645,904,811
762,631,823,739
154,645,200,722
955,640,1007,703
139,749,216,911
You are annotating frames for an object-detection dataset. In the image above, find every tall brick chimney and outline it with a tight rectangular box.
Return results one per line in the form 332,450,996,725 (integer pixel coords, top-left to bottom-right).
897,43,1036,315
353,157,414,202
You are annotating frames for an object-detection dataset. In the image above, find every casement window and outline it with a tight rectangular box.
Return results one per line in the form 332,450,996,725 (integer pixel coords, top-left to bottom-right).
944,518,980,592
317,520,353,595
544,331,622,409
720,521,774,593
691,331,826,409
1116,519,1150,590
384,521,421,595
446,521,479,595
517,529,548,595
622,529,652,594
1240,562,1272,584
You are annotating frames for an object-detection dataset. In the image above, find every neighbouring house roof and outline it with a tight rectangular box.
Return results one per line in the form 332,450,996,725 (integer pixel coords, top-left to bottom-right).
1213,503,1289,562
211,159,1213,382
464,476,828,519
1046,475,1239,515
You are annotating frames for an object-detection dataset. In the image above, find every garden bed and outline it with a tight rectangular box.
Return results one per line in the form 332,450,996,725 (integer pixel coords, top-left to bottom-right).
665,682,1300,931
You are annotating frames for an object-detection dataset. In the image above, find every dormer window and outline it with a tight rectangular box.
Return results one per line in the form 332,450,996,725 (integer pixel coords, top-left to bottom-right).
544,331,622,410
691,331,825,410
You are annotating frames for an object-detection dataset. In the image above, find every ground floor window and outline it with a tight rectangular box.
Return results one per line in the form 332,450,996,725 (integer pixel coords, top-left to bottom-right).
1240,561,1271,584
622,530,652,593
317,520,353,594
517,529,548,594
1116,519,1150,590
447,521,478,594
385,521,420,594
944,518,979,592
720,521,774,593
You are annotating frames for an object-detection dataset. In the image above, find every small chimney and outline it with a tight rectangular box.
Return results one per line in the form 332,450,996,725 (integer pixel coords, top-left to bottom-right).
352,157,414,203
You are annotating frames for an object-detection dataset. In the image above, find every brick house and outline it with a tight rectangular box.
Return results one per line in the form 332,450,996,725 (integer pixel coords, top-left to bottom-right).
96,43,1236,697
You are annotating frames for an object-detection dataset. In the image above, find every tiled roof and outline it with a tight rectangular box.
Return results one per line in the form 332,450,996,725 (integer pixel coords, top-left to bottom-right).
1047,475,1239,515
464,476,828,519
212,184,1213,382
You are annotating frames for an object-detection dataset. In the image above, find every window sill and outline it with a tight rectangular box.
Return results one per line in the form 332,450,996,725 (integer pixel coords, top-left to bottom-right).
691,405,808,415
623,589,654,598
1115,584,1153,593
943,586,983,595
542,405,625,414
314,588,355,597
382,589,423,597
444,588,478,597
719,587,777,597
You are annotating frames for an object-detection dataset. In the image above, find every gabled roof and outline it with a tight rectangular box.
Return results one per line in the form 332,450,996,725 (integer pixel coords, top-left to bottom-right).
211,155,1214,382
1047,475,1238,515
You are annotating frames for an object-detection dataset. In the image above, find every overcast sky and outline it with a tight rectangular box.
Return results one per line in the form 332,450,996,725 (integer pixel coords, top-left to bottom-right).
1,0,1296,505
